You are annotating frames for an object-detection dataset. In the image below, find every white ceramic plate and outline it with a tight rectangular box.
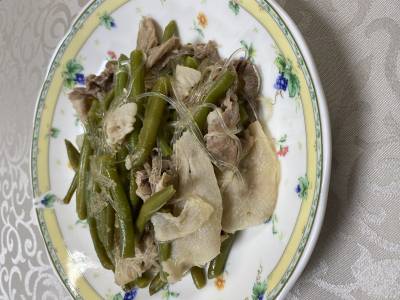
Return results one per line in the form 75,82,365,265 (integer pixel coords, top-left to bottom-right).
31,0,331,299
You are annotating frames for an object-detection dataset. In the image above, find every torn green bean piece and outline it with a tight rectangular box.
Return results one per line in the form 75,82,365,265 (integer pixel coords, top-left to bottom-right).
136,185,176,237
119,53,129,62
134,272,153,288
194,70,236,131
149,273,167,295
162,20,178,42
184,56,199,69
207,234,236,279
159,242,171,262
191,266,206,289
64,139,80,171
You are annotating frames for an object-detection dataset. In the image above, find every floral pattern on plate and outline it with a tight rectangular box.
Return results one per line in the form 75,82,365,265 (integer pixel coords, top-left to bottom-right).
192,12,208,38
245,265,268,300
48,127,61,138
276,134,289,157
100,12,116,30
229,0,241,15
62,58,85,89
274,53,300,99
240,40,256,62
296,175,309,200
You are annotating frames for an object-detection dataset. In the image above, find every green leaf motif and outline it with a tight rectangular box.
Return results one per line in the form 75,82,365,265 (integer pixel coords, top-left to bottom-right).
252,281,267,300
193,21,204,38
278,134,287,144
62,58,84,89
229,0,240,15
287,72,300,98
40,193,57,208
99,12,116,30
49,127,60,138
274,54,286,73
161,285,180,300
240,40,256,62
112,293,123,300
66,59,83,75
297,176,309,200
275,53,300,98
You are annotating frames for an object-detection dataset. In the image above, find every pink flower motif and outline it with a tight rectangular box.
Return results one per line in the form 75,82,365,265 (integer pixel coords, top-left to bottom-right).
107,50,117,60
277,146,289,157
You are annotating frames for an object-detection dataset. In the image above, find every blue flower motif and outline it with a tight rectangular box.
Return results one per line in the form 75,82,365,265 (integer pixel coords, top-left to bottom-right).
274,73,288,91
40,193,57,208
74,73,85,85
295,184,301,194
123,288,137,300
100,12,116,30
296,176,309,200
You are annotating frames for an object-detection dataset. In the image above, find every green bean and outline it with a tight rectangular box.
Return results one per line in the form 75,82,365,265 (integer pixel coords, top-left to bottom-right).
132,76,169,169
162,20,178,42
103,89,115,111
191,266,206,289
123,281,136,292
207,234,236,279
116,146,130,192
119,54,129,62
149,273,167,295
134,272,153,288
87,99,101,128
129,50,145,101
128,123,143,213
129,173,141,215
128,122,141,153
184,56,199,69
158,136,172,157
98,155,135,258
87,216,114,270
76,136,92,220
63,173,77,204
63,140,80,205
97,205,116,265
159,242,171,261
106,205,115,249
115,66,129,99
64,139,80,171
136,185,176,237
194,70,236,131
96,206,108,246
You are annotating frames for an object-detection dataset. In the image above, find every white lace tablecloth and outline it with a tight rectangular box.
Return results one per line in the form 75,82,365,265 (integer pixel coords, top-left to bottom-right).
1,0,399,299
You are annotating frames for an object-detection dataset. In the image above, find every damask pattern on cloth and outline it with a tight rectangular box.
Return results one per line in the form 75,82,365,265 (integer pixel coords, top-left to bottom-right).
0,0,399,299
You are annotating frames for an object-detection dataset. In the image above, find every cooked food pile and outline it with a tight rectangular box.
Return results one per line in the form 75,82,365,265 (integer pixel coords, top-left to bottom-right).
63,18,280,294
